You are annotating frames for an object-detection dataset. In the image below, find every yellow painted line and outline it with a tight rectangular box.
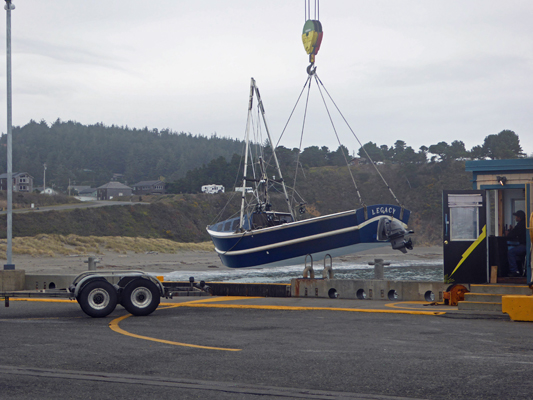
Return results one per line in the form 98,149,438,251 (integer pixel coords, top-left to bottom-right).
450,225,486,277
6,295,445,315
385,301,446,310
160,296,261,305
158,296,264,308
178,303,445,315
109,313,241,352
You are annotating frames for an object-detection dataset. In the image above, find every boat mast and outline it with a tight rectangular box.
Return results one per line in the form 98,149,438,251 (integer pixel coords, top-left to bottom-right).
239,78,255,229
252,80,294,220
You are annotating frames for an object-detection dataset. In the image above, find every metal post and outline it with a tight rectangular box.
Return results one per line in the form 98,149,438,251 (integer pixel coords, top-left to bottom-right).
43,163,46,193
4,0,14,270
84,256,99,271
369,259,390,280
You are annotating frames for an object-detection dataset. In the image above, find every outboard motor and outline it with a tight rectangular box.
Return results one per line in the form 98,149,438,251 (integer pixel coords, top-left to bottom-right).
377,217,413,253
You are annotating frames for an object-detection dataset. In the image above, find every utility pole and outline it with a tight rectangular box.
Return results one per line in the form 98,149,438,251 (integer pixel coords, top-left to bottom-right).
43,163,46,193
4,0,14,270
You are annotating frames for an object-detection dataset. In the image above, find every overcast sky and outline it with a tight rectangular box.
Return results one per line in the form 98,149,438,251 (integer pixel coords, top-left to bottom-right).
1,1,532,156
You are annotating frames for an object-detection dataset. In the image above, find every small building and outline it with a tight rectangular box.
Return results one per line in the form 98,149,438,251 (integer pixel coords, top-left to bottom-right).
132,180,165,195
111,173,125,182
78,187,97,197
97,182,132,200
0,172,33,192
68,185,91,195
443,158,532,284
75,187,97,201
202,184,225,194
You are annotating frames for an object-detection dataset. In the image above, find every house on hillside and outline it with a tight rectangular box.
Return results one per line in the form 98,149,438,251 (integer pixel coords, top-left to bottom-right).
75,187,97,201
111,173,125,182
78,187,97,197
68,185,91,195
132,180,165,195
97,182,132,200
0,172,33,192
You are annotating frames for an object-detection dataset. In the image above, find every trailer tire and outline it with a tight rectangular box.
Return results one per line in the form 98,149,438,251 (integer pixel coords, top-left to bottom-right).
78,280,118,318
121,279,160,316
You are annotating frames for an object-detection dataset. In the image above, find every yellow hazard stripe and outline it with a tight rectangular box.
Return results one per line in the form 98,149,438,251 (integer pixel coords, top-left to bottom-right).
450,225,486,277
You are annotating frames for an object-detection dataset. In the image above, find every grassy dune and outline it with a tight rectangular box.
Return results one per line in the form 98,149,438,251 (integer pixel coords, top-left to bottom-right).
0,234,214,259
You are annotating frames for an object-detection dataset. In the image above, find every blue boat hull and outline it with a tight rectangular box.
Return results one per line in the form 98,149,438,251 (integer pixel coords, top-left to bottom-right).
207,204,410,268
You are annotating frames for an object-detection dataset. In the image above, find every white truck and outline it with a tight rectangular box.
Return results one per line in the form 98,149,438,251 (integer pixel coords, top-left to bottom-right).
201,184,225,194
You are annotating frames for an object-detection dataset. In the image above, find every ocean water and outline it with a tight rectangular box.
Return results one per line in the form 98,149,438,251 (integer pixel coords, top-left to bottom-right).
164,259,444,283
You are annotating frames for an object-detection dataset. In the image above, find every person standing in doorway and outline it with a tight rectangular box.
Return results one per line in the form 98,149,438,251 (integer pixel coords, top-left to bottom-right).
507,210,527,277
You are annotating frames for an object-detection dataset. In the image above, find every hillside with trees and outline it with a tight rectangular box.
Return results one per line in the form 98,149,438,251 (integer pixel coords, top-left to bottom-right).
0,120,526,195
0,159,475,246
0,119,245,190
169,129,526,194
0,121,529,246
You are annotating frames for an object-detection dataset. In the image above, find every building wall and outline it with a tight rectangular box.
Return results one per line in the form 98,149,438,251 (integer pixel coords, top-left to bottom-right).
0,173,33,192
474,173,533,189
132,184,165,195
97,188,132,200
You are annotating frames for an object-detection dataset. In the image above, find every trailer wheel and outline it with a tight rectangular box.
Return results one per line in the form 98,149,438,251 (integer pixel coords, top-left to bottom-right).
78,280,118,318
121,279,160,316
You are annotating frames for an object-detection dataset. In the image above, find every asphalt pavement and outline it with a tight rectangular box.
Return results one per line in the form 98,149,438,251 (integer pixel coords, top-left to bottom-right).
1,296,532,399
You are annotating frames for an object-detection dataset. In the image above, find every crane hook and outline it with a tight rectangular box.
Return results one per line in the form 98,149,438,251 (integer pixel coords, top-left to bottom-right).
302,20,322,75
307,55,316,75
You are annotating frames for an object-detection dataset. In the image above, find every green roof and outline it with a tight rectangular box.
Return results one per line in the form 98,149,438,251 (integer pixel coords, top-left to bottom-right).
465,158,533,173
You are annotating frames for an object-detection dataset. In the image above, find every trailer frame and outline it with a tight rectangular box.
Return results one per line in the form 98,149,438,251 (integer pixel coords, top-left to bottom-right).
1,270,210,318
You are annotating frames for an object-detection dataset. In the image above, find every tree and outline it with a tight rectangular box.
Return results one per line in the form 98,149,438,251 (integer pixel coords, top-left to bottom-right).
478,130,524,160
418,146,428,163
428,142,450,162
391,140,420,164
428,140,468,162
299,146,329,168
358,142,384,162
448,140,469,160
330,145,350,166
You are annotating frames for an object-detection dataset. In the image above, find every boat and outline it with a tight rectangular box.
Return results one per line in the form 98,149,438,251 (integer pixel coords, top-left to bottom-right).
207,78,413,269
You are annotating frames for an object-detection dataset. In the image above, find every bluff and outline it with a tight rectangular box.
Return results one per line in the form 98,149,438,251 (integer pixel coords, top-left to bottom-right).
0,160,471,246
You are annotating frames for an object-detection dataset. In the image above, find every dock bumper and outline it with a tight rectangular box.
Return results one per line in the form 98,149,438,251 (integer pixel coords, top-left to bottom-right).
291,279,448,302
502,295,533,322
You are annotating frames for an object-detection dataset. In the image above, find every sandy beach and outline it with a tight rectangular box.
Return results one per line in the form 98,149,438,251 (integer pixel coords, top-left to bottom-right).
8,245,443,275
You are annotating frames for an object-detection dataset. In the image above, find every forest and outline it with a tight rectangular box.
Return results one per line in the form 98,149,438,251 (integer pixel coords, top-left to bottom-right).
168,129,526,194
0,119,527,193
0,119,244,190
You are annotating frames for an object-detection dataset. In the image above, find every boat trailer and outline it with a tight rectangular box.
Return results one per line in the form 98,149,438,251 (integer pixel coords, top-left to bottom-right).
0,270,210,318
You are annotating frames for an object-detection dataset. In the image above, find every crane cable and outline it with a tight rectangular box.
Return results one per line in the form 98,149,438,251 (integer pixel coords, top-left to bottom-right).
313,73,404,213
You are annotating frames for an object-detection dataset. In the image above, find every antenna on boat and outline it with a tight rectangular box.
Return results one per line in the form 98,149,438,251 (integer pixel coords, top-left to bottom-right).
253,80,294,220
239,78,255,229
239,78,295,229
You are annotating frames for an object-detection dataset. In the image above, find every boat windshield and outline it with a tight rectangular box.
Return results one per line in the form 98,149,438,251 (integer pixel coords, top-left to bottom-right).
209,215,252,233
